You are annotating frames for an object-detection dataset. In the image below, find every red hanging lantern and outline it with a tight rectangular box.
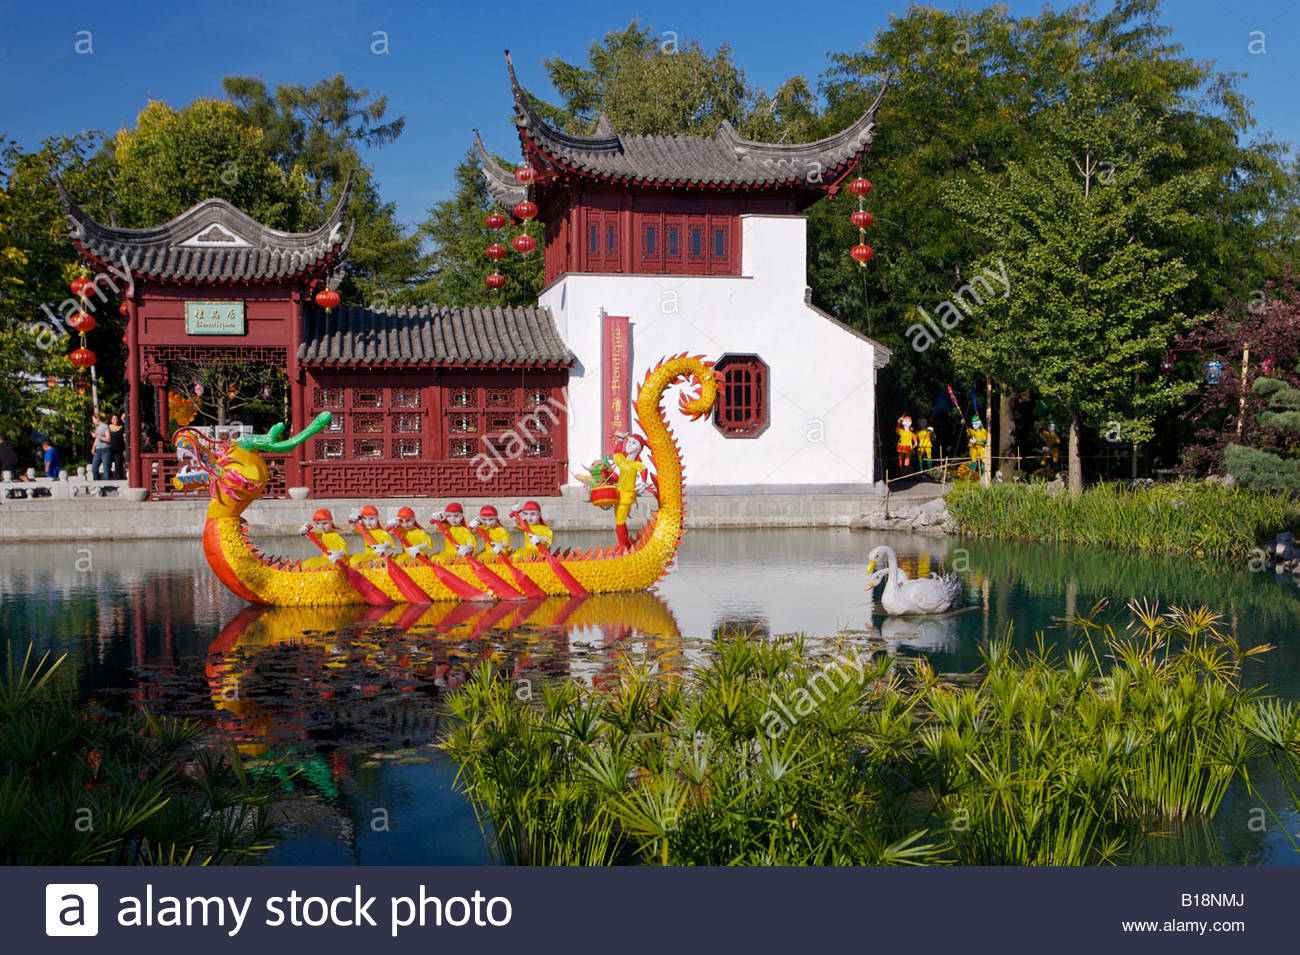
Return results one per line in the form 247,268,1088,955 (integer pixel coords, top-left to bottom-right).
851,210,874,229
848,178,872,196
485,243,507,260
486,272,506,289
512,200,538,221
69,311,97,333
70,277,93,298
118,301,130,318
514,166,537,185
1160,353,1175,376
315,288,341,312
69,347,96,369
512,234,537,254
486,212,508,229
850,244,874,265
1262,356,1276,376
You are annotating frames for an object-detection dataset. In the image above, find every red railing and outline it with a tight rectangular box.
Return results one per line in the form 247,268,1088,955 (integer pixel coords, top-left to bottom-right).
144,451,290,501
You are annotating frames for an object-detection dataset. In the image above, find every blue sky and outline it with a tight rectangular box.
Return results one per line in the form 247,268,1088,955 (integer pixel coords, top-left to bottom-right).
2,0,1297,231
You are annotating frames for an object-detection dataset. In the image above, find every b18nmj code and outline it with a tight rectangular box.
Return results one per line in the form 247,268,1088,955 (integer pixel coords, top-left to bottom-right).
1182,893,1244,907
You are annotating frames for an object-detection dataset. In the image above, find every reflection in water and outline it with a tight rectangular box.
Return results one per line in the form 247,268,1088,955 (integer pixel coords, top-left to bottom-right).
2,528,1299,864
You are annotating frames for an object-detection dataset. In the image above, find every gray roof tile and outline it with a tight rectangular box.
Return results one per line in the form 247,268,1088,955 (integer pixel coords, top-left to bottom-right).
56,174,353,284
299,304,574,368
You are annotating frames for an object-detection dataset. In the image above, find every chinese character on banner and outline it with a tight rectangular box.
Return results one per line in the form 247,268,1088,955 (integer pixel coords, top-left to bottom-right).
602,315,631,458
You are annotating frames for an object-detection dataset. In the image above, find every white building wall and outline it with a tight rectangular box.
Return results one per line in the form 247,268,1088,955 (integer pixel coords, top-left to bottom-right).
540,214,886,489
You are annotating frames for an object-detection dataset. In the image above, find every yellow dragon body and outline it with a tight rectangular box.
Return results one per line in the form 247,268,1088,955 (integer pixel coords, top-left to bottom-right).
178,355,716,607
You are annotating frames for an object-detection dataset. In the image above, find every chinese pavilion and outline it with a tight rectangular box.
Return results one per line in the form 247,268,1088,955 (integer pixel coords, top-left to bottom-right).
58,176,573,499
479,52,891,489
57,51,889,500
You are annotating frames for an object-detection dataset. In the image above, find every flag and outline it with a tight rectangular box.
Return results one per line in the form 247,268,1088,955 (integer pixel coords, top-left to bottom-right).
933,387,955,417
969,385,980,417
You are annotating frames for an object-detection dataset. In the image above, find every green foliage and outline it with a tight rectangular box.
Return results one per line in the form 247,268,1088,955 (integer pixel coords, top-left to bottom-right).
222,75,425,304
0,643,285,865
443,604,1279,866
1224,376,1300,492
415,151,542,307
111,99,306,230
946,481,1299,559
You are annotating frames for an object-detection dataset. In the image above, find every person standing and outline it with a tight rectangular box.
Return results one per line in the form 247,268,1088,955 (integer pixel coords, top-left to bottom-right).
42,439,62,480
91,414,111,480
0,432,18,478
108,414,126,479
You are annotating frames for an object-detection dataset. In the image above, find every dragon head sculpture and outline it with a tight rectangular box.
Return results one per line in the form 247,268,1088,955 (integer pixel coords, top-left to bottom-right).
173,412,332,519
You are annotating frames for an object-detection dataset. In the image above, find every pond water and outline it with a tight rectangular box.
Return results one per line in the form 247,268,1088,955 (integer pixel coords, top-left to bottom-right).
3,526,1298,865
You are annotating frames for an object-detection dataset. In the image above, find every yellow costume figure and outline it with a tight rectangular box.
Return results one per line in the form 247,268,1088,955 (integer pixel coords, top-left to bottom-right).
300,508,349,569
1039,423,1060,470
613,434,648,549
966,415,988,476
916,422,934,478
896,416,916,470
349,504,396,566
431,503,477,563
470,505,512,562
387,506,433,566
509,501,553,562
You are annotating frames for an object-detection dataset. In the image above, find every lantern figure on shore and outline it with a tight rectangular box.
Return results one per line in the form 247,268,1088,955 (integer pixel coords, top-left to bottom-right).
315,288,341,313
69,347,96,369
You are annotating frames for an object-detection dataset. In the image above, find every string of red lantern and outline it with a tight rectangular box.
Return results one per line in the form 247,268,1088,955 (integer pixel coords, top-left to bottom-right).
848,177,873,267
485,164,540,289
67,274,96,371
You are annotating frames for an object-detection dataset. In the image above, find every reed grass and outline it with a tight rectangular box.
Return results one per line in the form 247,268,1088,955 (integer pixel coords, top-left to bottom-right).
442,601,1280,866
0,642,285,865
946,481,1298,560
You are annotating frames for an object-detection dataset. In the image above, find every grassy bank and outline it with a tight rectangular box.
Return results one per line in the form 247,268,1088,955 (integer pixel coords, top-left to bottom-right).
442,604,1297,866
0,645,284,865
946,482,1298,560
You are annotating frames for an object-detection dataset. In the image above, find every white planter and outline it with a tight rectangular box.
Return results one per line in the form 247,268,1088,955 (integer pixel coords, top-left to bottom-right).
122,487,149,502
288,486,311,500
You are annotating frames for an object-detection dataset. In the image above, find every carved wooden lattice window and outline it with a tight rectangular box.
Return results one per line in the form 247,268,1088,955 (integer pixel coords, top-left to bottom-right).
309,382,428,461
441,380,559,461
713,354,770,438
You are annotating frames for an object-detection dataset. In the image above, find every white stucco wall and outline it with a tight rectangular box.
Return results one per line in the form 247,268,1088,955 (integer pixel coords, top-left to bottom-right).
540,214,887,489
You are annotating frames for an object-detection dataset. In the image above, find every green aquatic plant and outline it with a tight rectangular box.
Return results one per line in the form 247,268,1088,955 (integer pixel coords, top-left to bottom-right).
0,642,285,865
442,602,1278,866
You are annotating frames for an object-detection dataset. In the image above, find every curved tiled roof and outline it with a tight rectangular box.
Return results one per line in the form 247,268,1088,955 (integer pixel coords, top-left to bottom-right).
299,304,575,368
56,174,353,284
490,50,887,197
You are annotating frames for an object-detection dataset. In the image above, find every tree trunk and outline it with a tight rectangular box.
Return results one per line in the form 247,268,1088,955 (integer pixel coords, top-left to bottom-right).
998,387,1017,474
1068,412,1083,496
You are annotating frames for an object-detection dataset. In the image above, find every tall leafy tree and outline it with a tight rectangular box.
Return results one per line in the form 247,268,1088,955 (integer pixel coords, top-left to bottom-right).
111,99,305,229
222,75,424,305
939,96,1201,492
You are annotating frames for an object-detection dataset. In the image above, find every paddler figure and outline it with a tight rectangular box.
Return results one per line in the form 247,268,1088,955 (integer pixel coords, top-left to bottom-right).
386,506,434,564
299,508,349,568
431,503,478,563
469,505,513,562
508,500,552,562
348,504,400,564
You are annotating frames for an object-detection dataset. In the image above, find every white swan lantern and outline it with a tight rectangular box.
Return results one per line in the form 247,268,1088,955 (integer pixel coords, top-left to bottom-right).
865,545,964,615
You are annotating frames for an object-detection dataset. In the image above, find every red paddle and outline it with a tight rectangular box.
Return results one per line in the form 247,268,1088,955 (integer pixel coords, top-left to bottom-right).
388,524,493,602
350,520,434,604
303,529,394,607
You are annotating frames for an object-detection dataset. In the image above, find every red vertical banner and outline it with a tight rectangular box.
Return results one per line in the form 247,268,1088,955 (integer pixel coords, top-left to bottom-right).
602,315,631,459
